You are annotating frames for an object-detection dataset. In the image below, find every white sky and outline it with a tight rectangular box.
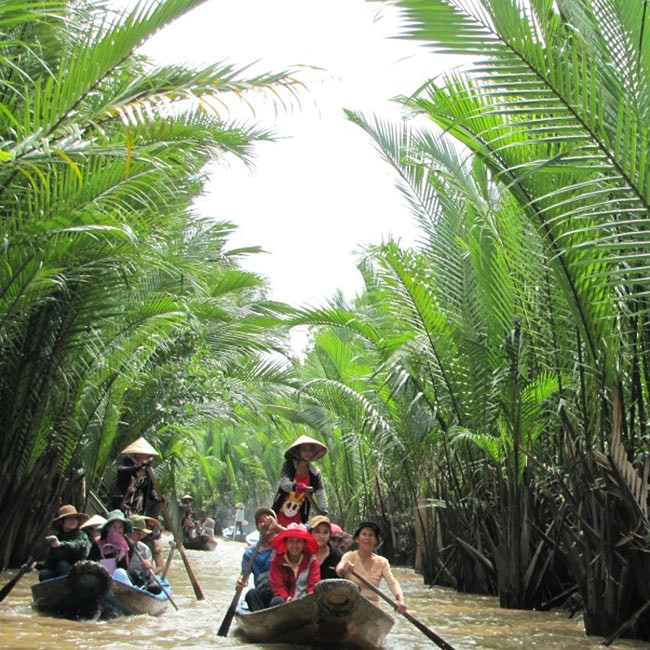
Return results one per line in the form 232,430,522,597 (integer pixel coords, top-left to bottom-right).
132,0,457,351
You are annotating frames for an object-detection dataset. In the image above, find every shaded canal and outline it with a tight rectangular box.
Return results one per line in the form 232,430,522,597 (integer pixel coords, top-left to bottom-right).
1,538,648,649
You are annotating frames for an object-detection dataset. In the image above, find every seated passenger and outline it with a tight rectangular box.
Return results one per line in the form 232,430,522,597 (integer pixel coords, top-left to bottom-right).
237,507,283,611
125,515,162,594
200,517,216,538
335,521,407,613
309,515,341,580
37,505,91,581
80,514,107,545
269,523,320,606
89,509,131,575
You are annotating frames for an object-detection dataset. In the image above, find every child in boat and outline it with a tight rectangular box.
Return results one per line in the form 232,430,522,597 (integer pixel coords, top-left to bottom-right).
237,507,284,611
271,435,329,527
88,509,131,575
36,505,91,581
335,521,407,613
124,515,162,594
269,523,320,605
309,515,341,580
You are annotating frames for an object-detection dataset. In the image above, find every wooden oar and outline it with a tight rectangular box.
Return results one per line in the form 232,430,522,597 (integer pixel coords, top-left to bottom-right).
0,558,34,603
127,538,178,610
162,541,176,579
145,467,205,600
349,569,458,650
217,523,268,637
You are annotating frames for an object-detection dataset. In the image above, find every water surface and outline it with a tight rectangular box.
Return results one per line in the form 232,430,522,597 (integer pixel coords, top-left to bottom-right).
0,538,647,649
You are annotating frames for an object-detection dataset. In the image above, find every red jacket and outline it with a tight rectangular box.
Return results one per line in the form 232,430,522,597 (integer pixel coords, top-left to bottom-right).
269,551,320,601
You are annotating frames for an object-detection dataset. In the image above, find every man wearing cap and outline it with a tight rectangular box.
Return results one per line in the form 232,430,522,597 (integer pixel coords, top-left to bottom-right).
36,505,91,581
237,507,284,611
110,436,161,517
126,515,162,594
271,435,329,527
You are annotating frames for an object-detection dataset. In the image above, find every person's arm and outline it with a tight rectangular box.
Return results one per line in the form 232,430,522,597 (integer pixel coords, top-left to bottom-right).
381,558,406,613
269,556,289,601
306,556,321,594
335,551,354,577
278,459,295,493
310,468,329,514
237,547,254,589
52,531,90,562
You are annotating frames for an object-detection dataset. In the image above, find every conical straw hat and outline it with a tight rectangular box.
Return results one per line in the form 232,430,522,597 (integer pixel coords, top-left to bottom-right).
284,435,328,461
80,514,107,530
121,436,159,456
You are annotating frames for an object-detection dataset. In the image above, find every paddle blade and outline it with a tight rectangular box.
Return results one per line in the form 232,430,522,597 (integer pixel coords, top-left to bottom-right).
217,597,238,637
0,564,31,602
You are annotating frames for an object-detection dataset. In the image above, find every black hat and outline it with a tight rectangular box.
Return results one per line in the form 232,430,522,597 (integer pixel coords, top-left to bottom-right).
353,521,381,541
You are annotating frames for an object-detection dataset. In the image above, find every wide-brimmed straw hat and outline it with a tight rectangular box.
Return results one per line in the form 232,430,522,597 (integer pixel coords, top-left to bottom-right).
52,505,90,525
235,502,245,509
180,494,194,502
130,515,152,535
101,509,133,534
120,436,159,457
353,521,382,542
309,515,331,531
284,435,328,461
80,514,107,530
272,523,318,555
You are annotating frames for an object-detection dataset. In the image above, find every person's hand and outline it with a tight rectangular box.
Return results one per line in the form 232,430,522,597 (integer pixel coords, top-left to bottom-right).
236,576,248,590
46,535,60,548
396,599,407,614
337,559,353,577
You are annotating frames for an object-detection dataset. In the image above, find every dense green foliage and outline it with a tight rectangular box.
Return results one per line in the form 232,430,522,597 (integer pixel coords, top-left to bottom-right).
0,0,301,566
3,0,650,643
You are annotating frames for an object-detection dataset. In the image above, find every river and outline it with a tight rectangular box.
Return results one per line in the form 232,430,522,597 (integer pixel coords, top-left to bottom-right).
1,538,648,650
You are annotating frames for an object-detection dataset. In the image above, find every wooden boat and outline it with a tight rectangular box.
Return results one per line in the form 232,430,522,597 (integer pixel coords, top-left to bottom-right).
235,578,394,649
184,533,218,551
31,560,170,620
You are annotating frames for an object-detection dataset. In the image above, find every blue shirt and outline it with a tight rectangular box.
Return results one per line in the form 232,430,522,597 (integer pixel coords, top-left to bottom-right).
241,545,273,583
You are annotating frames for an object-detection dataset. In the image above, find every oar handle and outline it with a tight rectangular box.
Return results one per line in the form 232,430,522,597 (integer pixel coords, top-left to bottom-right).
145,467,205,600
162,541,176,579
349,569,458,650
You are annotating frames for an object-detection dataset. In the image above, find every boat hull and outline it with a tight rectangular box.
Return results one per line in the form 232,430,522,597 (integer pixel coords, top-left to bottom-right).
235,578,394,649
31,560,170,620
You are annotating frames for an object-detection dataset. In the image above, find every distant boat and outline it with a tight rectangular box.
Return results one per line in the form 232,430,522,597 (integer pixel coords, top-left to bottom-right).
31,560,170,619
235,578,394,649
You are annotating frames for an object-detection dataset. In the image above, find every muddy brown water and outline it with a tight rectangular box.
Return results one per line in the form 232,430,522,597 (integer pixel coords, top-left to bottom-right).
1,537,648,649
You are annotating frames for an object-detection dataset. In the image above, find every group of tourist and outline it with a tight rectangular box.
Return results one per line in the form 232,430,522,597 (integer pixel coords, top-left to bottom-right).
237,434,407,614
35,437,166,594
35,432,407,614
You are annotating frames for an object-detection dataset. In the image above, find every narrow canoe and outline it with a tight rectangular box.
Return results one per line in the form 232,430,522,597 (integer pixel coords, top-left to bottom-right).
31,560,170,620
184,534,218,551
235,578,394,650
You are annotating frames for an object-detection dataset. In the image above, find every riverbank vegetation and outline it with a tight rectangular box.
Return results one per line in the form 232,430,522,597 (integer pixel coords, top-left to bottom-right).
2,0,650,644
